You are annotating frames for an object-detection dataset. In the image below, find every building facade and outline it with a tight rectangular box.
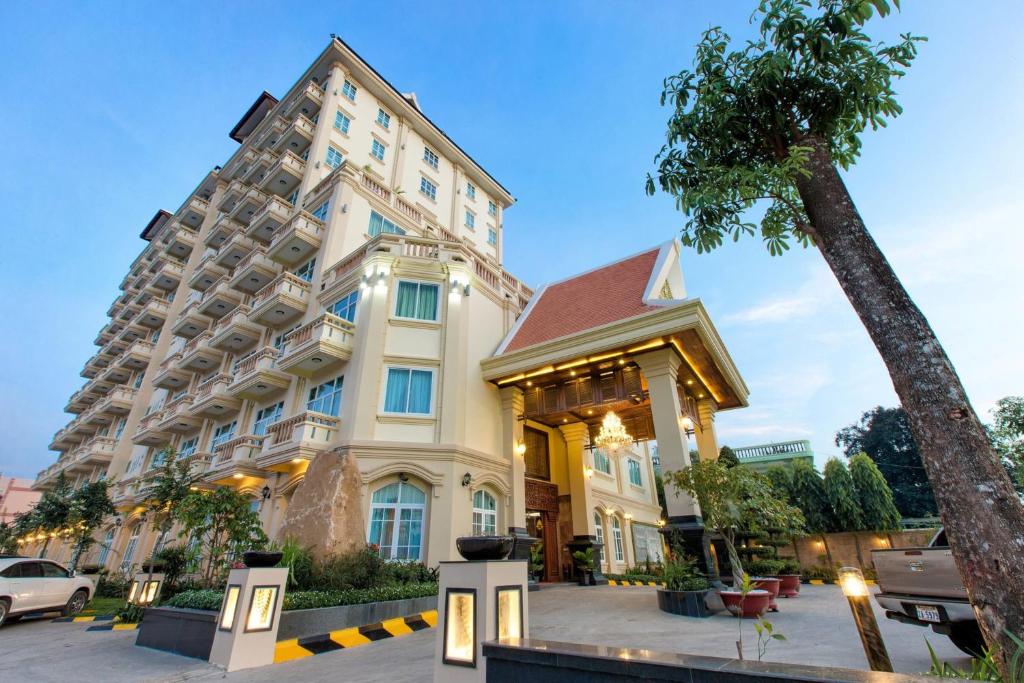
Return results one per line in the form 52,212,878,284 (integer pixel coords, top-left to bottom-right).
0,476,41,525
733,440,814,472
33,38,748,579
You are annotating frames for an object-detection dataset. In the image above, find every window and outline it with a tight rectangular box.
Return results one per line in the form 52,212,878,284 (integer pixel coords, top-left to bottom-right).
150,449,167,470
273,325,300,351
210,421,237,450
334,111,351,134
627,459,643,487
488,201,497,217
329,289,359,323
311,200,330,222
524,427,550,480
465,211,475,229
114,417,127,440
487,228,497,246
41,562,69,578
97,529,115,566
472,490,497,536
594,512,606,563
122,526,141,571
394,281,439,321
151,328,161,343
342,79,357,101
612,517,624,563
466,182,476,200
383,367,434,414
423,147,439,170
376,108,391,129
307,376,343,416
253,402,284,436
325,146,344,169
371,139,386,161
179,437,198,458
133,373,144,389
594,449,611,475
419,177,437,201
292,257,316,283
368,210,405,237
368,481,425,561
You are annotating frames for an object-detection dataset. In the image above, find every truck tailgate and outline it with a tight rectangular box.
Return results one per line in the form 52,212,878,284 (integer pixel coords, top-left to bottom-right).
872,547,967,600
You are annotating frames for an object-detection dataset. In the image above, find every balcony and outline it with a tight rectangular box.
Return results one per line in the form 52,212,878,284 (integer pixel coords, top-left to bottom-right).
94,386,137,416
49,425,79,452
117,300,143,322
133,409,173,446
114,339,154,371
196,277,242,320
249,272,310,326
94,321,120,346
70,435,117,472
214,233,259,269
260,150,306,199
241,149,278,186
217,180,248,215
180,196,209,229
153,352,192,389
67,413,98,441
227,347,290,400
204,215,243,250
99,363,132,386
189,373,242,417
286,81,325,119
188,252,229,292
117,320,148,344
80,402,113,429
153,257,186,290
179,330,223,372
136,298,170,328
226,148,259,181
82,376,115,400
157,394,203,433
163,224,198,260
65,389,93,414
206,435,267,484
247,195,293,244
210,306,263,353
229,186,270,226
258,411,338,469
278,313,355,376
271,114,315,156
228,247,281,294
171,300,212,339
267,211,324,267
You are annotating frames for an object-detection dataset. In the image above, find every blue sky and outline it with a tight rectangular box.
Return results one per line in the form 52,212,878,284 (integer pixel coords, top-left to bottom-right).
1,1,1021,479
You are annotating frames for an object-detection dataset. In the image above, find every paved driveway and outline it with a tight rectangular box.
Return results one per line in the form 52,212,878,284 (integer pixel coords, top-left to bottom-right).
0,585,969,682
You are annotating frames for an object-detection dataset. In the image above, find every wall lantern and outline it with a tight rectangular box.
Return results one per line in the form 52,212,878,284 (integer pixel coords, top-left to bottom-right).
839,566,893,672
679,415,696,437
513,440,526,457
443,588,477,667
461,472,472,487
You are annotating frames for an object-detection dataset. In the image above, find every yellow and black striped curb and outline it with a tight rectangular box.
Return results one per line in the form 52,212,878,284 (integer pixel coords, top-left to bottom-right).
86,622,138,631
274,610,437,663
51,615,115,623
607,579,665,587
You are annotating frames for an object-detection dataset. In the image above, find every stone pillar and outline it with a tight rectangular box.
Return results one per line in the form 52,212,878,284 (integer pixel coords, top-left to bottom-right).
296,60,347,202
499,387,532,563
694,399,720,462
560,422,605,584
438,263,470,445
634,348,713,575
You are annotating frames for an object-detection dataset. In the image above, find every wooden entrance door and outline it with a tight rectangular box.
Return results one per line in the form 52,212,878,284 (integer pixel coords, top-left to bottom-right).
525,479,560,582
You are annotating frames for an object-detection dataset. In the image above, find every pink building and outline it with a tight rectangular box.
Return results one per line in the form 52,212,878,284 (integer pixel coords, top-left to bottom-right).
0,475,41,524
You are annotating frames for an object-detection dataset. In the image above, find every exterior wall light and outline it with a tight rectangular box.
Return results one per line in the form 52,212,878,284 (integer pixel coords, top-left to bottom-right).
461,472,472,487
839,566,893,672
495,585,523,640
219,584,242,631
443,588,476,667
514,440,526,456
679,415,695,437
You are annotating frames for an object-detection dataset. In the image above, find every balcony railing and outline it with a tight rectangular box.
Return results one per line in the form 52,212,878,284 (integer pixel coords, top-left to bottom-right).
265,411,338,449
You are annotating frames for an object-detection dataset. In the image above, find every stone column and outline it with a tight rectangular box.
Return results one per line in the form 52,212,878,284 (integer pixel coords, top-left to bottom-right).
438,263,470,445
499,387,532,563
694,399,720,462
296,61,347,202
560,422,605,584
634,348,714,575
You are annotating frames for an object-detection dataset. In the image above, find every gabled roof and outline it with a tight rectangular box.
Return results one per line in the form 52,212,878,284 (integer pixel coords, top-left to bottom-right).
496,241,685,354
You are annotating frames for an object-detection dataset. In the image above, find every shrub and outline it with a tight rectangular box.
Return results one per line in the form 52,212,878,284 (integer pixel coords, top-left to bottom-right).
605,573,662,584
745,559,786,577
663,555,703,591
115,603,146,624
676,576,710,591
802,565,838,581
274,538,316,589
164,583,439,612
96,573,133,599
778,558,800,575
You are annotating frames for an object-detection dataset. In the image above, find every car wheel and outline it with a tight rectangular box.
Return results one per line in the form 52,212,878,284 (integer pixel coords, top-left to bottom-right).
63,590,89,617
0,599,9,627
948,622,987,657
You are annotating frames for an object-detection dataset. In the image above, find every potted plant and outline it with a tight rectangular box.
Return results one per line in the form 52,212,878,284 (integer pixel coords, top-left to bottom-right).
571,547,596,586
656,556,712,618
777,558,801,598
746,559,784,612
529,542,545,581
719,573,771,618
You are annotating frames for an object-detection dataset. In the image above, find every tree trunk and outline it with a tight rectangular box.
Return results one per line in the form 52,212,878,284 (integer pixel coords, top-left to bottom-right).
820,534,835,569
852,533,865,570
794,135,1024,673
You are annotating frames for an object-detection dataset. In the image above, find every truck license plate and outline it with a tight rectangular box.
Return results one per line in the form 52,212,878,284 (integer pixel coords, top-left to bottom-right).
916,605,941,623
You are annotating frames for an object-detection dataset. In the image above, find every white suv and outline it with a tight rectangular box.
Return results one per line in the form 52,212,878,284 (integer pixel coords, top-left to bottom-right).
0,556,95,626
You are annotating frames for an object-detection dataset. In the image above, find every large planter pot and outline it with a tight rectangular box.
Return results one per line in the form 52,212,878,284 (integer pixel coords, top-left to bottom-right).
657,589,711,618
243,550,283,568
719,589,770,618
136,607,216,659
778,574,801,598
751,577,781,612
456,535,514,561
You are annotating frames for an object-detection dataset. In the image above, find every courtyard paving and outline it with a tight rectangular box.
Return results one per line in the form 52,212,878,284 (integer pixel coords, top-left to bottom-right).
0,584,969,681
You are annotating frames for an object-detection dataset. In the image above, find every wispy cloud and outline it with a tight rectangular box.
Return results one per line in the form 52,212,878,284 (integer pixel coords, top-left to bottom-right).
723,265,840,325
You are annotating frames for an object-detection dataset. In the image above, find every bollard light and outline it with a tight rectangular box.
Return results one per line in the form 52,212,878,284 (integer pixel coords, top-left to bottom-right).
443,588,477,667
839,566,893,672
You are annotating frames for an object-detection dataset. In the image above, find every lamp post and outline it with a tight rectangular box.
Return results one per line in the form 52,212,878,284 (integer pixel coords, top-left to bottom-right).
839,566,893,672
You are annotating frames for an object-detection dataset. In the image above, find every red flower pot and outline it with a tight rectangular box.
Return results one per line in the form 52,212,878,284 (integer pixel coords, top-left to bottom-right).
719,589,770,618
778,574,801,598
752,577,781,612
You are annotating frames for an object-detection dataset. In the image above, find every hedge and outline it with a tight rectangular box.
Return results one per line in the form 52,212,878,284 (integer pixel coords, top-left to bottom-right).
605,573,663,583
164,582,439,612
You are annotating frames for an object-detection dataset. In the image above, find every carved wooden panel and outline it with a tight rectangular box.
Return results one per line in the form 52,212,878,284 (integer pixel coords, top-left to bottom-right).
525,478,559,512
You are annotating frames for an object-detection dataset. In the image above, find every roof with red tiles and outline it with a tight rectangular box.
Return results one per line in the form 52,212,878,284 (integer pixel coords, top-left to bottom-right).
500,246,671,354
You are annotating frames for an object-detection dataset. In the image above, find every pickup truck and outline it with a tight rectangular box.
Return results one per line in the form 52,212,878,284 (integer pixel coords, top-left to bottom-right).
872,529,984,656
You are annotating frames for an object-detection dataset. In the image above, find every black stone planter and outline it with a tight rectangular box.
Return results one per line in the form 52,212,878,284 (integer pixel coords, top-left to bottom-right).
136,607,217,659
576,570,596,586
455,535,514,561
243,550,283,568
657,589,711,618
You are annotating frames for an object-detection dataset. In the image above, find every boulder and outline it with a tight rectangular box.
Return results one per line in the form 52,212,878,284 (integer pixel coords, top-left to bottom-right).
278,449,365,559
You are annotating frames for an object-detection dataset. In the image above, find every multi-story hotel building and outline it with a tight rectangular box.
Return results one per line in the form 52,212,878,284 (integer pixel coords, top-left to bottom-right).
33,38,748,581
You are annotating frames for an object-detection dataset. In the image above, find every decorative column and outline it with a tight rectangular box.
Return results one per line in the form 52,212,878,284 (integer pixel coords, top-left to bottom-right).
439,262,471,445
634,348,714,575
499,387,532,563
296,60,347,201
560,422,605,584
694,399,720,462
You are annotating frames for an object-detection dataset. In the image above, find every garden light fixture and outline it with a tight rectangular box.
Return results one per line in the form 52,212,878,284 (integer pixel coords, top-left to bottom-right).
839,566,893,672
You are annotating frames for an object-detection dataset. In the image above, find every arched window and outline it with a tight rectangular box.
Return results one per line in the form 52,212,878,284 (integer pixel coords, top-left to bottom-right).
472,490,497,536
611,517,624,563
368,481,426,561
593,512,606,563
97,528,115,566
121,525,141,571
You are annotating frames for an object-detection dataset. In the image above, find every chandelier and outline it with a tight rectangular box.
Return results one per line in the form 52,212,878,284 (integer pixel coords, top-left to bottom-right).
593,411,633,453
